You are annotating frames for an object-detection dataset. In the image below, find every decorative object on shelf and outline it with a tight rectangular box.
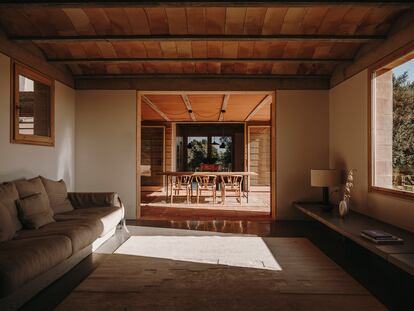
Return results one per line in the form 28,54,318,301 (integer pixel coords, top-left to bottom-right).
310,169,341,211
339,169,355,217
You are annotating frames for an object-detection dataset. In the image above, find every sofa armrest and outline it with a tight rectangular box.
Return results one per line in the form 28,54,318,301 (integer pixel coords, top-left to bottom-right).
68,192,121,209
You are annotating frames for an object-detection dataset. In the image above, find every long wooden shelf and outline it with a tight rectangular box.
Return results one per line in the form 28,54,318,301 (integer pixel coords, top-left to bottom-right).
294,202,414,276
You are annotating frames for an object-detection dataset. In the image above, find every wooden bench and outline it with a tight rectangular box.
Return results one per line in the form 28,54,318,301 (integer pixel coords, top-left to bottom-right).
294,202,414,276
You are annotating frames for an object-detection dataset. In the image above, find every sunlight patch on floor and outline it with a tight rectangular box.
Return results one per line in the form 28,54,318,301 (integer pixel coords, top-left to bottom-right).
115,236,282,271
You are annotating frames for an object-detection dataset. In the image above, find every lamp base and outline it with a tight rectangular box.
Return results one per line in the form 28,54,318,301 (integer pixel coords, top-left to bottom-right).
321,187,333,212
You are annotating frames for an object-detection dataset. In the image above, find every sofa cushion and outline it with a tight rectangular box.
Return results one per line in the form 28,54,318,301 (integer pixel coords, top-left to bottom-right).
40,176,74,214
0,202,16,242
0,235,72,297
68,192,118,209
0,183,22,231
15,218,103,253
17,193,55,229
14,177,53,216
54,206,123,237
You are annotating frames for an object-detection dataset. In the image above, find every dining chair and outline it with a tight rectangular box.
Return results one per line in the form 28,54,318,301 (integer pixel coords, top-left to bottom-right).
194,175,218,204
169,175,193,204
220,175,243,204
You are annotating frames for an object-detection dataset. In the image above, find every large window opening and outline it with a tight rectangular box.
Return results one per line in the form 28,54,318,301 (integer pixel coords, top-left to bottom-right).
370,50,414,198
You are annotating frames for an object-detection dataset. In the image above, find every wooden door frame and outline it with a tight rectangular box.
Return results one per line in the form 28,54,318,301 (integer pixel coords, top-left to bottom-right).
136,91,277,220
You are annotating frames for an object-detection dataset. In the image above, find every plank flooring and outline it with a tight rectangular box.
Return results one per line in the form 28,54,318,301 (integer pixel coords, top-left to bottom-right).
141,190,271,220
56,236,386,311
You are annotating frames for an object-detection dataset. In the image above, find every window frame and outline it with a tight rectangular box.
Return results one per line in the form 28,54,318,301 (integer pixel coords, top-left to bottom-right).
368,44,414,200
11,61,55,147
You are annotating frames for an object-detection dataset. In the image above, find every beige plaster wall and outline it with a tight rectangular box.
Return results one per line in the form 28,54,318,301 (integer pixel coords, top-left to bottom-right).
75,90,137,219
276,90,330,219
329,70,414,233
0,52,76,190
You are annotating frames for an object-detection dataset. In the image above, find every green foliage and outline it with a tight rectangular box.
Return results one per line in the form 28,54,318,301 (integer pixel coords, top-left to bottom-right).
392,71,414,174
188,139,207,170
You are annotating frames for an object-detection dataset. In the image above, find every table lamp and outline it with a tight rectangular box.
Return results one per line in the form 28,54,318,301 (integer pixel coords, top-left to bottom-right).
311,169,341,210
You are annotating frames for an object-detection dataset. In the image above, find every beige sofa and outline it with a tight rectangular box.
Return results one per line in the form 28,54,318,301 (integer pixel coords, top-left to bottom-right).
0,181,125,311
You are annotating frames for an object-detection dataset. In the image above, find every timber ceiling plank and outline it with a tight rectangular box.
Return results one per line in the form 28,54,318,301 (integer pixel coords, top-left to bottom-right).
262,7,288,35
165,8,188,34
206,7,226,34
225,7,246,34
146,8,169,35
0,4,411,79
146,94,190,121
125,8,151,34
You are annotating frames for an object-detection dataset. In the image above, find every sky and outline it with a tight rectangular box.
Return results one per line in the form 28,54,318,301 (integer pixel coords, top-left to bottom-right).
392,58,414,82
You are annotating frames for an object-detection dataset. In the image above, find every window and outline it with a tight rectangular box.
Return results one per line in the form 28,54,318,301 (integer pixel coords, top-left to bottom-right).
370,49,414,198
11,62,54,146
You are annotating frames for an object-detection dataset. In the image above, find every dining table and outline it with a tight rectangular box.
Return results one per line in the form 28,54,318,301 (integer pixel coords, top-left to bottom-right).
157,171,258,203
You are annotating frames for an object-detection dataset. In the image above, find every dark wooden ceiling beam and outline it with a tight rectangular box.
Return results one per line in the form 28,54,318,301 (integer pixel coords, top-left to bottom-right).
0,1,411,8
75,74,330,80
11,34,385,43
75,75,330,90
47,57,352,64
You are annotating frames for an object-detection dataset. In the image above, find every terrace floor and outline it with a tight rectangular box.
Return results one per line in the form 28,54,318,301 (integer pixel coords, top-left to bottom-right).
140,189,271,220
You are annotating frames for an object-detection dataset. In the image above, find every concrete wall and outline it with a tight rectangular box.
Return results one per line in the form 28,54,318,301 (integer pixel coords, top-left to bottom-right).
0,52,76,190
277,90,330,219
75,90,137,219
329,70,414,233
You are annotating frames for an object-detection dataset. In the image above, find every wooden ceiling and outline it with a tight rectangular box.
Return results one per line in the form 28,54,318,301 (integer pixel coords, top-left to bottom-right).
141,92,271,122
0,1,412,79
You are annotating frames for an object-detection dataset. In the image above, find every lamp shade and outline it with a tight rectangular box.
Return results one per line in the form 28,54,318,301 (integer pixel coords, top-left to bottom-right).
311,169,341,187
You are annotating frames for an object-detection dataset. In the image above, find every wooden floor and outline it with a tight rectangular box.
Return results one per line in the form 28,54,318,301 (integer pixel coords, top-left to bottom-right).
57,232,385,311
141,190,271,220
20,220,410,311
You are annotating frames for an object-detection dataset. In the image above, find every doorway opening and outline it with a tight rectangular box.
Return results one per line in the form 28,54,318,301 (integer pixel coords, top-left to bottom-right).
137,92,275,220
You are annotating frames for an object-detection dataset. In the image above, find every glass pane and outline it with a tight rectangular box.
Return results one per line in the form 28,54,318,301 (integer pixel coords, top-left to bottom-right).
187,137,207,171
18,75,51,136
391,59,414,192
372,57,414,194
211,136,232,171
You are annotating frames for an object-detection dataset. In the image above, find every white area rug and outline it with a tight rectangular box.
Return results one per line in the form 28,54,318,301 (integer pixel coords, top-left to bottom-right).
116,234,281,270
